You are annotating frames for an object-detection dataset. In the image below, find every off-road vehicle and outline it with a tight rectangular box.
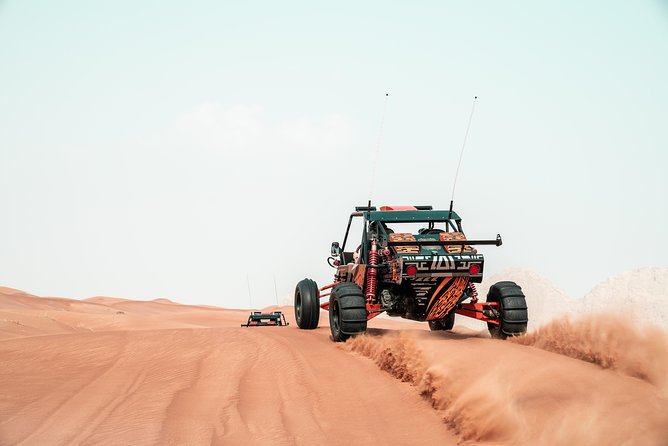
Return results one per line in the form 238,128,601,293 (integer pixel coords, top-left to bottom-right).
241,311,289,327
294,205,527,341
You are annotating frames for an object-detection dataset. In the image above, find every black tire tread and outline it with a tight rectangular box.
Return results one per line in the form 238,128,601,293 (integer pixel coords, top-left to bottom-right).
500,296,528,310
428,311,456,331
295,278,320,330
330,282,367,341
502,309,528,322
487,281,528,339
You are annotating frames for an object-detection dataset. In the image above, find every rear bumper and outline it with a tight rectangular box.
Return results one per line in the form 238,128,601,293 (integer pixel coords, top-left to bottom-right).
401,253,484,282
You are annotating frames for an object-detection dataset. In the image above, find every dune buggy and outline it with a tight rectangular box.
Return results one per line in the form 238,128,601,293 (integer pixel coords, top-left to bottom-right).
294,205,528,341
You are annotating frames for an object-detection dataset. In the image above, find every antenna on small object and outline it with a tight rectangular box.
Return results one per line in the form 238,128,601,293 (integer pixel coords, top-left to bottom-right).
273,274,279,307
449,96,478,218
369,93,389,203
246,274,252,309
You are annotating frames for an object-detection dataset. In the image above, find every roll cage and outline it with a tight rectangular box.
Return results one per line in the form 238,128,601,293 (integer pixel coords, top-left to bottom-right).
339,205,499,264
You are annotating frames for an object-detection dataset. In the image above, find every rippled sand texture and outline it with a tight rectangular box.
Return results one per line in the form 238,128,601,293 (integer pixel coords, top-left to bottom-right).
1,284,667,445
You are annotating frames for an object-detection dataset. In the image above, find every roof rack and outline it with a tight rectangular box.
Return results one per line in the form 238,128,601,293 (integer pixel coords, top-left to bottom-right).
379,205,433,211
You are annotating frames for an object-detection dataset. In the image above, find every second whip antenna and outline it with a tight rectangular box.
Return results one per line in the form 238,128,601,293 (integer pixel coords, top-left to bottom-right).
449,96,478,213
368,93,389,203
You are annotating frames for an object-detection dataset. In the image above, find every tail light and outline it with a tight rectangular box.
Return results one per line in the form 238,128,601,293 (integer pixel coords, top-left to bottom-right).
469,264,480,275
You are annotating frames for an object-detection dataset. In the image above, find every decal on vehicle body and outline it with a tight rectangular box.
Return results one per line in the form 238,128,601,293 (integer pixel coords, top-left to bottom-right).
426,276,469,321
404,256,483,273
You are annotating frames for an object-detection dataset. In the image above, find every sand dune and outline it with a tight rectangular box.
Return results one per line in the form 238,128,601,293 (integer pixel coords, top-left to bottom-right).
0,289,453,445
347,325,668,445
1,275,667,445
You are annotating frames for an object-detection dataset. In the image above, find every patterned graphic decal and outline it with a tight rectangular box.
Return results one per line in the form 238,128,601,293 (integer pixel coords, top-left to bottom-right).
440,232,474,254
389,233,419,254
402,253,483,278
410,277,440,299
426,276,469,321
352,265,366,289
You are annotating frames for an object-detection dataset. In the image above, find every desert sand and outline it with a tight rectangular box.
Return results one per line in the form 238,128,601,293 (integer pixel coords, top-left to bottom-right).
1,270,668,445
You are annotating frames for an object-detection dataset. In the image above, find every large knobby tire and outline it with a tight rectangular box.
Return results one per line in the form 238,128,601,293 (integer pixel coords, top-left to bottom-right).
486,281,528,339
428,311,456,331
329,282,367,342
294,278,320,329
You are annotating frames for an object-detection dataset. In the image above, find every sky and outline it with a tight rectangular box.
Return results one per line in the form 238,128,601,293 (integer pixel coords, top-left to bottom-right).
1,0,667,308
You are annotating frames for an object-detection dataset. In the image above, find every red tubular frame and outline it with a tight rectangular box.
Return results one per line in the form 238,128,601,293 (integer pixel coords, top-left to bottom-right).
319,283,337,312
319,282,382,320
319,283,502,324
455,301,500,325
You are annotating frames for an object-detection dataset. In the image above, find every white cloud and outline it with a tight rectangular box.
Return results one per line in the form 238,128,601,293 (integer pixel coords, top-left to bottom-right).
169,102,354,162
174,103,263,150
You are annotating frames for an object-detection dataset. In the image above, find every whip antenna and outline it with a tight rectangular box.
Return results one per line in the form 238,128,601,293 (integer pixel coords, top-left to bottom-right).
449,96,478,213
246,274,252,309
369,93,389,202
273,274,279,307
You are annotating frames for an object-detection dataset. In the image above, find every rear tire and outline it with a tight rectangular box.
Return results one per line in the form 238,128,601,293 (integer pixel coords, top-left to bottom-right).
486,281,528,339
329,282,367,342
428,311,456,331
295,278,320,329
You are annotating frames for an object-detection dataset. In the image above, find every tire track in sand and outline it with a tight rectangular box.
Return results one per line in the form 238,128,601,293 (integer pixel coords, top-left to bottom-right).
158,331,259,445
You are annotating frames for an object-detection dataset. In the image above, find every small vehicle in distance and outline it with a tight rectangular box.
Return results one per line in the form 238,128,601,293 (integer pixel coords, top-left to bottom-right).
241,311,289,327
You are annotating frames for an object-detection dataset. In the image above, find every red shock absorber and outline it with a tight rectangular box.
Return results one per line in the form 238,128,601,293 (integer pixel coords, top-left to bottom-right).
365,239,379,303
469,283,478,303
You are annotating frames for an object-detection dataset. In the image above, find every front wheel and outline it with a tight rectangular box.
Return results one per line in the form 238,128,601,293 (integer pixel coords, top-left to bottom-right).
295,278,320,329
486,281,528,339
329,282,367,342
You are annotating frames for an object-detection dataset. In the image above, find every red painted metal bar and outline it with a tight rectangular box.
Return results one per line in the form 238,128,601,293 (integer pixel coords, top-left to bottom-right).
318,282,385,320
366,303,384,320
455,301,500,325
319,282,339,292
318,283,339,311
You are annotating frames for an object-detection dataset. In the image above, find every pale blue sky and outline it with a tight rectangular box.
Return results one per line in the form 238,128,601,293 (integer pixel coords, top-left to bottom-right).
1,1,667,306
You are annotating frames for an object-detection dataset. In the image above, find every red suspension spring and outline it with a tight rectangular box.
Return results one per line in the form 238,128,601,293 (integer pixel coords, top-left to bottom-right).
365,239,379,302
469,283,478,303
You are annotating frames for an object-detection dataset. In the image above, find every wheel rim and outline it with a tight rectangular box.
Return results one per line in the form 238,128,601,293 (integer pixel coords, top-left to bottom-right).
296,291,302,321
487,296,502,337
331,300,340,333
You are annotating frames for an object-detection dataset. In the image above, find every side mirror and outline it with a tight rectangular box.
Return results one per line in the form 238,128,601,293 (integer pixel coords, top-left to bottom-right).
331,241,341,256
